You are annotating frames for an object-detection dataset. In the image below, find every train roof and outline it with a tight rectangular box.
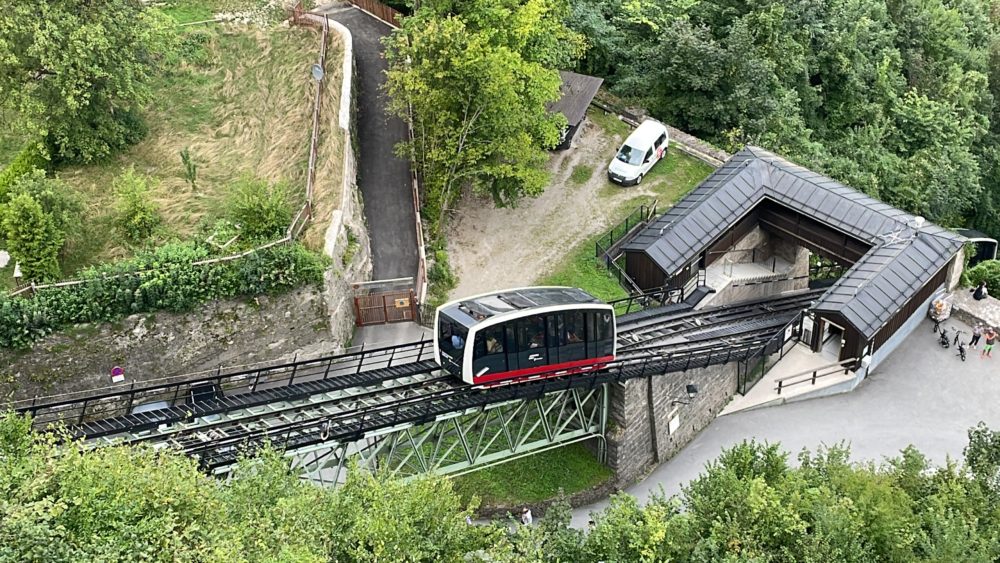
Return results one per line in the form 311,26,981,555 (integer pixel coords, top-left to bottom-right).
438,287,604,326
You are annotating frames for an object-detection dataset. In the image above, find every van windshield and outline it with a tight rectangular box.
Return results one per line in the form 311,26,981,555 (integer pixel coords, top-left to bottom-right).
616,144,644,166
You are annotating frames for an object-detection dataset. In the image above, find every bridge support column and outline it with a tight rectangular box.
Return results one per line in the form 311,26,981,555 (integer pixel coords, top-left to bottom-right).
605,363,738,486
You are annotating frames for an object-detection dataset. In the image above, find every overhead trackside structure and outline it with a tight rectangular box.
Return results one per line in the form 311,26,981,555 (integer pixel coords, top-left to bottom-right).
623,146,965,368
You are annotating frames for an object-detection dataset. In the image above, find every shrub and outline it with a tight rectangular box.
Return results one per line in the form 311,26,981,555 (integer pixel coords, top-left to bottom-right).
0,143,48,202
6,169,82,239
1,193,63,282
965,259,1000,293
112,167,161,244
0,241,328,349
427,248,457,307
225,177,292,241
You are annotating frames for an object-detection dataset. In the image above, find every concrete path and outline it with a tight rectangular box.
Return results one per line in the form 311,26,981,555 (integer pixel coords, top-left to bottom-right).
572,316,1000,526
316,3,418,280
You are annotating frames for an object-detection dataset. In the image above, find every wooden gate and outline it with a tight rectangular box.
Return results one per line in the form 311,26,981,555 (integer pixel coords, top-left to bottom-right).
353,278,418,326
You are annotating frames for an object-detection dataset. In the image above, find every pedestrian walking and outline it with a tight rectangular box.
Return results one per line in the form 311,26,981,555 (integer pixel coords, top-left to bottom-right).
981,328,997,358
520,507,533,526
970,324,983,349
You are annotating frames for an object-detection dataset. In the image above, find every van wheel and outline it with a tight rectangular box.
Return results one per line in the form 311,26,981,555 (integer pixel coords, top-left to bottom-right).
635,174,643,185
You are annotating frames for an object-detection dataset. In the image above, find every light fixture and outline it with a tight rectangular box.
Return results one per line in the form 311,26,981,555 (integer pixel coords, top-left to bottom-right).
671,383,699,406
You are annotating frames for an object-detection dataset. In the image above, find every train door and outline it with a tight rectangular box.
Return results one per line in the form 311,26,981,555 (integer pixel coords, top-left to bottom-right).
514,315,548,370
556,311,587,363
587,311,615,358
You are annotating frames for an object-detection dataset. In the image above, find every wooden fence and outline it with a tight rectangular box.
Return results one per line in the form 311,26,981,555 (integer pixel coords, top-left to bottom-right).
9,13,331,299
345,0,403,27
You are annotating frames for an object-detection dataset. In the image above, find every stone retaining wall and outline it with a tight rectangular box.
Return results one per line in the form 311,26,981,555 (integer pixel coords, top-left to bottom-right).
605,363,738,486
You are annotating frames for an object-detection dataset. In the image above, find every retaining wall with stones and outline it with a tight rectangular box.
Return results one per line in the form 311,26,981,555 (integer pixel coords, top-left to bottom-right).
605,363,738,486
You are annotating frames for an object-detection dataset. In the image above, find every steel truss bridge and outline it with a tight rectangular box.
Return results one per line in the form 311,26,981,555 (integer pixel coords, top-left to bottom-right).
13,289,823,484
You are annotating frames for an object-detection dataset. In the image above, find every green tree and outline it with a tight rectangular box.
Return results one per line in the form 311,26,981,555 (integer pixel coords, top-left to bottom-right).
385,0,583,235
1,193,63,282
4,169,82,242
0,0,174,163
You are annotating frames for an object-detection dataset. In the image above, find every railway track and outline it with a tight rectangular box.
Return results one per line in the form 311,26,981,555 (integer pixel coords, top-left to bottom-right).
17,290,817,462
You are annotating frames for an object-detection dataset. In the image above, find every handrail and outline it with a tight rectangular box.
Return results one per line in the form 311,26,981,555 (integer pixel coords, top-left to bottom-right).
774,358,857,395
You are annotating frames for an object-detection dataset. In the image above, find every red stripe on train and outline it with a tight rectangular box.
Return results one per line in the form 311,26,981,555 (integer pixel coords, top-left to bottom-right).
472,355,616,385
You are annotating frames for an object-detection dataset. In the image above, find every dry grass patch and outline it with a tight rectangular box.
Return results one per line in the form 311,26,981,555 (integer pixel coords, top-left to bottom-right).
55,25,333,270
302,31,345,252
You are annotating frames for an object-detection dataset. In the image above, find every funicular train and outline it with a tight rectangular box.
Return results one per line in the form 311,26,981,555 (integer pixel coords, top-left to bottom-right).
434,287,617,385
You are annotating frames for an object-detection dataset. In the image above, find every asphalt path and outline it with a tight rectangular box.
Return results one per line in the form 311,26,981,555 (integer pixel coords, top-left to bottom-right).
318,3,418,280
571,317,1000,526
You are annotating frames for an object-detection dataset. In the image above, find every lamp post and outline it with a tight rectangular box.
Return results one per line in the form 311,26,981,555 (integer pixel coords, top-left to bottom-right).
670,383,700,406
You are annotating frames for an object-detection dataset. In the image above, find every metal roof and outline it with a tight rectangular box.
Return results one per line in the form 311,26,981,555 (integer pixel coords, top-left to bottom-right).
624,146,965,339
548,71,604,127
439,287,603,327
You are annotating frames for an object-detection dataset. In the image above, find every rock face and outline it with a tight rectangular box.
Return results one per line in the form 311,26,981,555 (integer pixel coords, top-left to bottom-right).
0,288,343,402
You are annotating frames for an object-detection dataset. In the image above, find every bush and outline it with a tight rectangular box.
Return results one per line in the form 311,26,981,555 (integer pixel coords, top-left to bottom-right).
964,260,1000,293
427,248,457,307
225,177,292,241
1,193,64,282
0,144,48,202
0,241,328,349
112,167,161,244
5,169,82,239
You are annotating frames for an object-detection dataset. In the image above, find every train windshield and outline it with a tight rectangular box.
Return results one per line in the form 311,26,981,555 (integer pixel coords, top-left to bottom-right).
438,313,468,361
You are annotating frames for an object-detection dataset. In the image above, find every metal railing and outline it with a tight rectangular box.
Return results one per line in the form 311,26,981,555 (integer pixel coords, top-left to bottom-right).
774,358,857,395
15,339,435,430
737,310,804,395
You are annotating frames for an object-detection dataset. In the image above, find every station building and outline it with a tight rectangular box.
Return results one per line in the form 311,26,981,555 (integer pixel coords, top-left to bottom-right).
623,146,966,370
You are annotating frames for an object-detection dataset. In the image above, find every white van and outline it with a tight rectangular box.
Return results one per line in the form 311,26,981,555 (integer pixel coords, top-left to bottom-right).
607,119,669,186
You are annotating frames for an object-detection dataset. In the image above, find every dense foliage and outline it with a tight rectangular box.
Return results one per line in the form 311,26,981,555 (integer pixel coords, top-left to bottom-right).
0,241,327,348
3,411,1000,562
0,0,174,162
0,144,47,201
0,412,493,562
569,0,1000,234
385,0,584,236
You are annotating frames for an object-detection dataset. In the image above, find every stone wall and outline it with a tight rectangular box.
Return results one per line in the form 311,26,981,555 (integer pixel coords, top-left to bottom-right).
605,363,738,486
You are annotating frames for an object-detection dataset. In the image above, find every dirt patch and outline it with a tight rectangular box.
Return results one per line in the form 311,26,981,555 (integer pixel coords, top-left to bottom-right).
447,117,664,299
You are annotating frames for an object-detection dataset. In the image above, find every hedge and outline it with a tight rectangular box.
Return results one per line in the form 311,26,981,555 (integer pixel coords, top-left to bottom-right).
0,241,329,349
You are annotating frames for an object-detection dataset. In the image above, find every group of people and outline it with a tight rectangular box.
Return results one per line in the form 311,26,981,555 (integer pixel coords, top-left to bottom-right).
970,323,999,358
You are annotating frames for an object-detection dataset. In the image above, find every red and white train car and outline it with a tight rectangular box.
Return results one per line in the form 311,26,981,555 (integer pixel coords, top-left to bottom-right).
434,287,616,385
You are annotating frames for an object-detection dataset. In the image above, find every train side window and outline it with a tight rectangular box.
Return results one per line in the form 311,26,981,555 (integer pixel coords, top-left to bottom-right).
517,316,546,350
477,325,505,355
562,311,585,345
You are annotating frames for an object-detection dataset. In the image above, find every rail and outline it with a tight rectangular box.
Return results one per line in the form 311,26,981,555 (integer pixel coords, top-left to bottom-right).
737,310,805,394
774,358,857,395
15,339,435,430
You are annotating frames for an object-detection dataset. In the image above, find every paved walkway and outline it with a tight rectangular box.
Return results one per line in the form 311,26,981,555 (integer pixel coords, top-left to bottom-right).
316,3,418,280
572,316,1000,526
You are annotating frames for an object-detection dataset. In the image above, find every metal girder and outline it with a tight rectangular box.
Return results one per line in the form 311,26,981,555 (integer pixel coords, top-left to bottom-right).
265,383,610,486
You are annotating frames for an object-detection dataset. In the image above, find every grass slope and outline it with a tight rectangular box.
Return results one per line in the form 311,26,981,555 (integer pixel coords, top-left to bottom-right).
46,25,330,273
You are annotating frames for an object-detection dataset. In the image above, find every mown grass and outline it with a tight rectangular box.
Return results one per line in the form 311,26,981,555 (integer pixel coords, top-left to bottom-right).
161,0,218,24
450,442,613,507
